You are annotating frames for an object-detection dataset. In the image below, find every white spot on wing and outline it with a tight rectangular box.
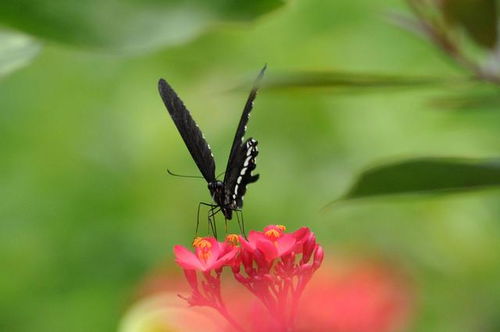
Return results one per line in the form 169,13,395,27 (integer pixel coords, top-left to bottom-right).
243,156,252,167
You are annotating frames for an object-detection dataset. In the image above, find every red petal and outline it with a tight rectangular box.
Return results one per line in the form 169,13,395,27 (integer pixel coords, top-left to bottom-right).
211,246,239,270
293,227,311,244
239,235,256,252
256,239,279,262
174,245,203,270
248,230,267,244
276,234,296,256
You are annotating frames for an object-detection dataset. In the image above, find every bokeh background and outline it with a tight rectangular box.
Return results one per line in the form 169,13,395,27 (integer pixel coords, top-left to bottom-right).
1,0,500,331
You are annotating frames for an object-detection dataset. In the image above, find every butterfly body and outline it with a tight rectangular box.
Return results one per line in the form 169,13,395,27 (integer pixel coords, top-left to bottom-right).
206,136,259,220
208,180,233,220
158,66,265,224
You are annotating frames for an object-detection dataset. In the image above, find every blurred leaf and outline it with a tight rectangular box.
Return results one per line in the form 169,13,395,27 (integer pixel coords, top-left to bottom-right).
430,91,500,110
0,0,285,54
385,10,430,40
334,158,500,202
261,70,460,91
0,30,40,78
440,0,498,50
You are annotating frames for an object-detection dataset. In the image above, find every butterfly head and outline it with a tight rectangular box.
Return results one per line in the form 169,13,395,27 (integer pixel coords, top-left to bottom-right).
208,181,224,199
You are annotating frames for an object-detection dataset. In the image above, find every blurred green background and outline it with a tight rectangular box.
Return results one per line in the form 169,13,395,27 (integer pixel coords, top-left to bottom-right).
1,0,500,331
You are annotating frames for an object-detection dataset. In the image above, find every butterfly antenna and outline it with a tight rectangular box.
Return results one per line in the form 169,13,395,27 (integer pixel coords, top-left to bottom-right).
167,169,203,179
252,64,267,88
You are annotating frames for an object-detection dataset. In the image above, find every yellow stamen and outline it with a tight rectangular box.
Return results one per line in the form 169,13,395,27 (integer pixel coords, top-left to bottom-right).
225,234,240,245
193,238,213,262
196,239,212,249
265,229,281,241
276,225,286,232
192,237,203,248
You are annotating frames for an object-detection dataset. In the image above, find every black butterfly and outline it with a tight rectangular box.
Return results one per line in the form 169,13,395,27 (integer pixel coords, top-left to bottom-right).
158,66,266,230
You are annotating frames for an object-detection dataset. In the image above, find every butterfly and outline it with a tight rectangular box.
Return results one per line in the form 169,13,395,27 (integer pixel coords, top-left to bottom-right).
158,66,266,231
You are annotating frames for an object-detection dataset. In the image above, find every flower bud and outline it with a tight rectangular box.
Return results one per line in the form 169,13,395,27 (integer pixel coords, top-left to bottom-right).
301,233,317,263
313,245,324,269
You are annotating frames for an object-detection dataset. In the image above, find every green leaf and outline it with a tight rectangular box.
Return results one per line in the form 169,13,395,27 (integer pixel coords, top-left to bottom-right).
430,92,500,110
0,30,41,78
336,158,500,202
440,0,498,50
261,70,458,91
0,0,285,54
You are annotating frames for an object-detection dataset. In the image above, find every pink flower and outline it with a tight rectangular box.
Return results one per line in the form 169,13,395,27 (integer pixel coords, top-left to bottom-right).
135,252,412,332
233,225,324,330
173,226,325,331
296,262,413,332
174,237,238,272
239,225,297,262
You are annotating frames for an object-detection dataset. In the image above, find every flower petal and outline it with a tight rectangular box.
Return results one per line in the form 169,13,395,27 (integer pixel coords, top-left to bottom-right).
239,235,256,252
256,239,279,262
207,237,221,256
211,246,239,270
174,245,203,270
293,227,311,245
276,234,296,256
203,240,221,269
248,230,267,244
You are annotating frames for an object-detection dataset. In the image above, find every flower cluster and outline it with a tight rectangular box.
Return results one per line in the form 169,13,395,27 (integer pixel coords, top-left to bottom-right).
174,225,324,331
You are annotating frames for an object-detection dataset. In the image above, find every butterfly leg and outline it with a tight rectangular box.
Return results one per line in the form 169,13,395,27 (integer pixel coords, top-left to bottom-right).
197,202,217,237
208,206,220,239
235,210,247,239
235,212,242,235
208,207,221,218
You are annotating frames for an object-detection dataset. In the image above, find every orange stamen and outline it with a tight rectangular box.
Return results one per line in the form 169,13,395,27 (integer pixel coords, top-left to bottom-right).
225,234,240,246
265,229,281,241
193,238,213,262
192,237,203,248
196,239,212,249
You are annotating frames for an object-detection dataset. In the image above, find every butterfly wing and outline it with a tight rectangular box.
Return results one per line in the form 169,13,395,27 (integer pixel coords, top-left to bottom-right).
225,138,259,208
158,79,216,183
223,66,266,207
225,65,266,173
